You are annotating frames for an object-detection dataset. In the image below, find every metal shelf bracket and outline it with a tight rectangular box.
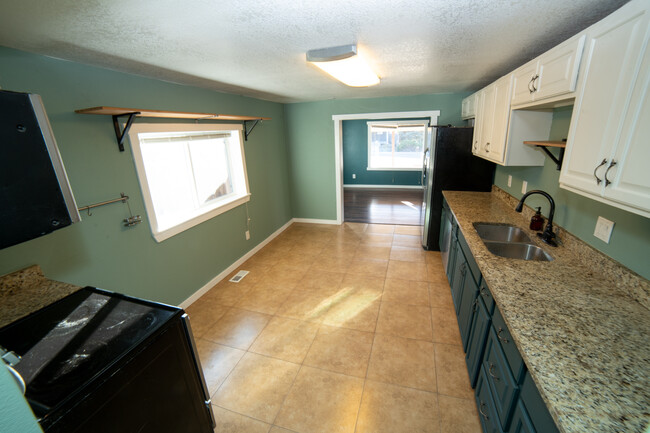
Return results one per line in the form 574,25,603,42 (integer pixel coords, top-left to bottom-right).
244,119,261,141
112,112,140,151
536,145,565,170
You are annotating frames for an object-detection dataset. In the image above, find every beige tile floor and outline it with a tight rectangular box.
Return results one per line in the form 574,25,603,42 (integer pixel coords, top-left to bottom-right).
186,222,482,433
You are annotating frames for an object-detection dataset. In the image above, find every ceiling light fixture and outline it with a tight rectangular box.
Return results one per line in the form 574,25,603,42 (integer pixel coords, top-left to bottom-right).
306,44,380,87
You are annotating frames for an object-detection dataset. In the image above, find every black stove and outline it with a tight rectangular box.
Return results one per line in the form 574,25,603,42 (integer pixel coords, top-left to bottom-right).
0,287,213,432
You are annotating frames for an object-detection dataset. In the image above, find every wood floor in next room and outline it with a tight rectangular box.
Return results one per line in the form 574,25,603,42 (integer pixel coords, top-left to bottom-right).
344,188,424,226
186,222,481,433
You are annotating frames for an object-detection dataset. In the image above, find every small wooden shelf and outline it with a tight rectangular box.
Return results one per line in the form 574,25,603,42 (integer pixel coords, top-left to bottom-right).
76,106,271,151
523,140,566,148
524,140,566,170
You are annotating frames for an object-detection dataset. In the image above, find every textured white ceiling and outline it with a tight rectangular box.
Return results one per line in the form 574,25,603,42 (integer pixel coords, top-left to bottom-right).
0,0,629,103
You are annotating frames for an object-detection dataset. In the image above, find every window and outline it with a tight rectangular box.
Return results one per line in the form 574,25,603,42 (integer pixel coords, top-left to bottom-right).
367,120,426,170
129,123,250,242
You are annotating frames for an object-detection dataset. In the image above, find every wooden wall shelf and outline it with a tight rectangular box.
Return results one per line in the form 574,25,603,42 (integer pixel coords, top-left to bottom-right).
524,140,567,170
76,106,271,151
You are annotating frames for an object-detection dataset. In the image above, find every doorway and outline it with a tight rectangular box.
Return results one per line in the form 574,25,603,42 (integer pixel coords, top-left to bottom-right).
333,111,439,225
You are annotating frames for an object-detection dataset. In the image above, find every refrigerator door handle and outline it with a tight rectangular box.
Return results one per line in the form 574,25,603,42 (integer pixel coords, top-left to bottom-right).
421,148,430,186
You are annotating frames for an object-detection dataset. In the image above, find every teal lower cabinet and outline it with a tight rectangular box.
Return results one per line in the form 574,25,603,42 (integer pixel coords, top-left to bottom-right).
476,366,505,433
482,327,519,429
465,295,491,387
442,200,560,433
508,400,536,433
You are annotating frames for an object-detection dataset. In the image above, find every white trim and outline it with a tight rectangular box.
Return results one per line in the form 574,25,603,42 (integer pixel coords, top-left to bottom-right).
292,218,340,225
366,167,422,172
343,184,423,190
179,218,294,308
333,110,439,227
332,111,441,122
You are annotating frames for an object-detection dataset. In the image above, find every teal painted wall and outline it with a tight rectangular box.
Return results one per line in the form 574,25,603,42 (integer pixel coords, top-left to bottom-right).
285,93,470,220
0,46,293,304
495,106,650,280
342,119,423,186
0,366,41,432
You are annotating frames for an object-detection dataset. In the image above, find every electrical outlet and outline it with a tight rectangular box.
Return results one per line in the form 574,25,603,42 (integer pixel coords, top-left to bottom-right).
352,174,356,179
507,175,512,187
522,181,528,194
245,230,250,240
594,217,614,243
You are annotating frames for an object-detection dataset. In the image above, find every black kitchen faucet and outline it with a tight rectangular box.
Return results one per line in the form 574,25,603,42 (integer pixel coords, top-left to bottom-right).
515,190,558,247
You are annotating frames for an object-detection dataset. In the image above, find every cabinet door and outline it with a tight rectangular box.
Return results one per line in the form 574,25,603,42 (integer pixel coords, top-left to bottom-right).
457,272,479,351
535,34,586,101
475,367,505,433
509,400,537,433
484,75,512,164
465,296,491,387
511,60,538,105
479,84,497,158
560,5,648,196
603,32,650,214
483,327,519,430
446,233,458,283
450,241,468,314
472,89,485,155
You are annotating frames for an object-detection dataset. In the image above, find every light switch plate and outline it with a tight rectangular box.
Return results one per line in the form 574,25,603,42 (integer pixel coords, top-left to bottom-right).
522,181,528,194
594,216,614,243
508,175,512,187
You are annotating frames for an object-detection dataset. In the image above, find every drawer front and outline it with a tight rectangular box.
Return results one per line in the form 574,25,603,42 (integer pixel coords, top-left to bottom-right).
492,306,526,382
509,400,537,433
483,327,519,430
465,296,491,387
478,279,495,315
475,366,505,433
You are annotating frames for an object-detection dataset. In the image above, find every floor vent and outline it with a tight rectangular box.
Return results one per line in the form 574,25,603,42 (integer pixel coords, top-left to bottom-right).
229,270,250,283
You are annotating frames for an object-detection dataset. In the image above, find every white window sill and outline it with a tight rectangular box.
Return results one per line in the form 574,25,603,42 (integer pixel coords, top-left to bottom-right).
152,193,251,243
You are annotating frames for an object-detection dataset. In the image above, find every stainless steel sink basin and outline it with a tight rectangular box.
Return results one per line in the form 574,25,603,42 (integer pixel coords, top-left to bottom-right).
473,223,532,243
483,241,554,262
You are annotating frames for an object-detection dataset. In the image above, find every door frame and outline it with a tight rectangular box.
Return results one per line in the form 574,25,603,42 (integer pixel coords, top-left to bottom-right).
332,111,440,224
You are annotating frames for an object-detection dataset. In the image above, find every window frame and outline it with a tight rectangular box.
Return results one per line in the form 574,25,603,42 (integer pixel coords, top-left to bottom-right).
128,122,250,243
366,120,427,171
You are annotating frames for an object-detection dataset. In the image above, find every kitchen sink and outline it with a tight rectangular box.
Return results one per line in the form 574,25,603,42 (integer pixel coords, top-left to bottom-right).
483,241,554,262
473,223,532,243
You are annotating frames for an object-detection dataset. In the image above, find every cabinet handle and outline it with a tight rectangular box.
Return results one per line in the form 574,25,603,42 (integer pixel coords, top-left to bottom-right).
497,327,510,344
480,287,490,299
604,160,617,187
528,76,535,94
479,402,489,420
488,363,501,382
474,140,478,151
485,142,490,153
460,262,467,276
594,159,608,185
531,74,540,92
472,298,479,313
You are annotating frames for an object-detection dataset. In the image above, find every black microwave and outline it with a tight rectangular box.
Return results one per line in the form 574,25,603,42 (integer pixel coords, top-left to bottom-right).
0,90,80,249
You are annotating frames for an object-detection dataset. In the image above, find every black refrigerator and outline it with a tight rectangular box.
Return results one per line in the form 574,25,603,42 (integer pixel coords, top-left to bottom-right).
421,126,495,250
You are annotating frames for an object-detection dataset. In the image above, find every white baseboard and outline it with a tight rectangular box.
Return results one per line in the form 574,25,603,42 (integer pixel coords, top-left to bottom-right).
292,218,340,225
343,184,423,190
179,219,294,309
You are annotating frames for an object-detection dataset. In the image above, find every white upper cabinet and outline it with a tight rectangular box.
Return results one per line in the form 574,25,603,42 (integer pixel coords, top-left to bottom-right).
473,75,512,165
511,35,586,106
560,0,650,217
462,92,478,119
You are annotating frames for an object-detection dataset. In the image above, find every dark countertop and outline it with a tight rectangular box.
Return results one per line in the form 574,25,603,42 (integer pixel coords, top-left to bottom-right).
443,188,650,433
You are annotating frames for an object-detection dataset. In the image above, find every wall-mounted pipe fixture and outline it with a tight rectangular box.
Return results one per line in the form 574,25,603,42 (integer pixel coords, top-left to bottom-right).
77,193,142,227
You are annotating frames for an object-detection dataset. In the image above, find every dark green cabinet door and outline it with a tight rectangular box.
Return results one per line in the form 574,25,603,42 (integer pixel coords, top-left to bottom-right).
465,296,491,388
509,400,537,433
475,366,505,433
457,270,479,351
450,240,468,314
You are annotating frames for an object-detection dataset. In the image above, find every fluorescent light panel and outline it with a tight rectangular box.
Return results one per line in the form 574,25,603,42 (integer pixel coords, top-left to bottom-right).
306,44,380,87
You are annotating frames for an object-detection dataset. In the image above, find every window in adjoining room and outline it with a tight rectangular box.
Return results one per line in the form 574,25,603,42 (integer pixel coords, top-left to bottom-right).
129,123,250,242
367,120,426,170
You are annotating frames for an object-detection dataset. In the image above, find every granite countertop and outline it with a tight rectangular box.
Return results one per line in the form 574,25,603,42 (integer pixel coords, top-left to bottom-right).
0,265,81,329
443,189,650,433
